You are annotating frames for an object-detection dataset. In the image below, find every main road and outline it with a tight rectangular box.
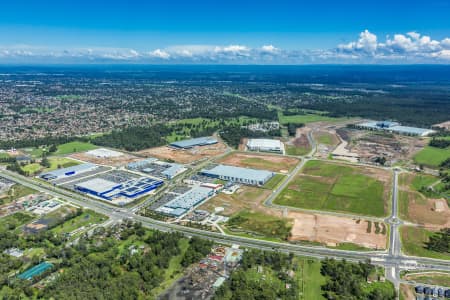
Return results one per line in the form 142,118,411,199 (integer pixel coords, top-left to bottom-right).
1,169,450,276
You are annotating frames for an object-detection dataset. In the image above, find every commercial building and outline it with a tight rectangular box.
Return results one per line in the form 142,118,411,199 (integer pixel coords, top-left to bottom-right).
86,148,123,158
75,176,163,201
156,186,214,217
170,136,218,149
246,138,285,154
40,163,97,181
200,165,274,186
355,121,435,136
127,158,187,179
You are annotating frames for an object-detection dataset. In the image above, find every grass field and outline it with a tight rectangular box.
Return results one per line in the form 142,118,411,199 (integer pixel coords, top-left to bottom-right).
400,226,450,260
0,152,10,159
286,144,311,156
54,141,98,155
44,157,80,172
414,146,450,168
50,210,107,235
21,163,42,175
217,152,300,172
403,272,450,286
301,259,326,299
226,210,292,240
278,111,347,125
263,174,286,190
3,184,37,203
274,160,387,217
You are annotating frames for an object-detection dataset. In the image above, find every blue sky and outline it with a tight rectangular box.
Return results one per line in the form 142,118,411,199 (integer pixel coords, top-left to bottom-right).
1,0,449,64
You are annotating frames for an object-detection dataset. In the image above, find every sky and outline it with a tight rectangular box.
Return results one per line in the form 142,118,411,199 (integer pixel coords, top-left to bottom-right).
0,0,449,64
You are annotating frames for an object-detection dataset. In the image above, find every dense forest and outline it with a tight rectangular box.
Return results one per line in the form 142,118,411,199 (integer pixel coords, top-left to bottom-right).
426,228,450,254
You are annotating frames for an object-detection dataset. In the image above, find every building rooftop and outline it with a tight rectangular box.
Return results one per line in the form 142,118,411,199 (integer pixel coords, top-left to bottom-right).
357,121,434,136
165,186,213,210
170,136,218,149
202,164,273,182
75,178,120,194
86,148,123,158
247,138,283,149
40,163,96,179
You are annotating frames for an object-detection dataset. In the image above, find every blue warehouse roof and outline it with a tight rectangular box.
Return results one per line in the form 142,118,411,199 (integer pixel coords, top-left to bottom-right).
170,136,218,149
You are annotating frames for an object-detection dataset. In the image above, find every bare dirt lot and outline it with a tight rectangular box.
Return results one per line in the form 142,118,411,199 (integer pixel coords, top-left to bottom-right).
198,186,273,217
335,128,428,166
288,211,387,249
216,152,299,173
137,142,228,164
69,152,141,167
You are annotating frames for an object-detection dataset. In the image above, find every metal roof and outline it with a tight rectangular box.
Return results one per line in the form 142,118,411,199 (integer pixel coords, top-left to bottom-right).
75,178,120,194
170,136,218,148
165,186,213,210
40,163,96,178
201,165,273,182
247,138,283,149
357,121,434,136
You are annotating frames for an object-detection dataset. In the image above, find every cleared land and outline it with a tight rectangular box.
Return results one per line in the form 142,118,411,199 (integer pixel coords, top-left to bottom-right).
285,127,311,156
274,160,390,217
314,131,340,146
403,272,450,286
278,111,346,125
0,184,36,206
288,211,387,249
263,174,286,190
414,146,450,168
137,142,228,164
400,226,450,260
50,210,107,235
398,173,449,229
217,152,299,173
70,151,140,167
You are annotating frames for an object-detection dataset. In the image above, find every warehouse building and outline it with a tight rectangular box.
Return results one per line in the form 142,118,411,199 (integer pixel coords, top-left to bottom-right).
246,138,285,154
355,121,435,136
40,163,97,181
75,176,163,201
170,136,218,149
156,186,214,217
200,165,274,186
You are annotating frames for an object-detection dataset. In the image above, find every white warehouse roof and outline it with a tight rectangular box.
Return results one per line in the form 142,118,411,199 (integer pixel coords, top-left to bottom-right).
247,138,283,150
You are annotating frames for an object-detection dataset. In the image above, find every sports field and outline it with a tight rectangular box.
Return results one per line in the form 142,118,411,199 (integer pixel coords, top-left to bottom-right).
414,146,450,168
274,160,389,217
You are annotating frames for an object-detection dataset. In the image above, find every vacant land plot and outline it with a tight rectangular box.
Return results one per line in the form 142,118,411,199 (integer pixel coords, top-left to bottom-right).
70,151,140,167
217,152,299,173
44,157,80,172
398,173,449,229
278,111,346,125
51,210,107,235
288,211,387,249
414,146,450,168
0,184,36,205
263,174,286,190
137,142,228,164
314,131,339,146
54,141,98,155
400,226,450,260
274,160,390,217
403,272,450,286
198,186,272,216
0,212,35,230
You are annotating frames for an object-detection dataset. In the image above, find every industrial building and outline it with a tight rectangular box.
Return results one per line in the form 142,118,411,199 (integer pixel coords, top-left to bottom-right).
170,136,218,149
127,158,187,179
246,138,285,154
355,121,435,136
200,165,274,186
75,176,163,201
40,163,98,181
86,148,124,158
156,186,214,217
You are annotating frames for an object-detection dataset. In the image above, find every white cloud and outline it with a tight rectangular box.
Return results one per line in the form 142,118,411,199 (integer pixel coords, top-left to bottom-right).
148,49,170,59
0,31,449,63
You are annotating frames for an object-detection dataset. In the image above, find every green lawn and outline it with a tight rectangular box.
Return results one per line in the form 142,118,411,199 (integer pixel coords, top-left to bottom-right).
0,152,10,159
414,146,450,168
43,157,80,172
50,210,107,235
301,259,327,299
400,226,450,260
403,272,450,286
54,141,98,155
21,163,42,175
278,111,347,125
274,160,387,217
263,174,286,190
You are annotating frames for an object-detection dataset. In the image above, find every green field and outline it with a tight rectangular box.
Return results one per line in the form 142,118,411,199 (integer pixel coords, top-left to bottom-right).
274,160,387,217
44,157,80,172
403,272,450,286
54,141,98,155
400,226,450,260
50,210,107,235
286,144,311,156
278,111,346,125
1,184,37,204
21,163,42,175
301,259,326,299
226,210,292,240
414,146,450,168
263,174,286,190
